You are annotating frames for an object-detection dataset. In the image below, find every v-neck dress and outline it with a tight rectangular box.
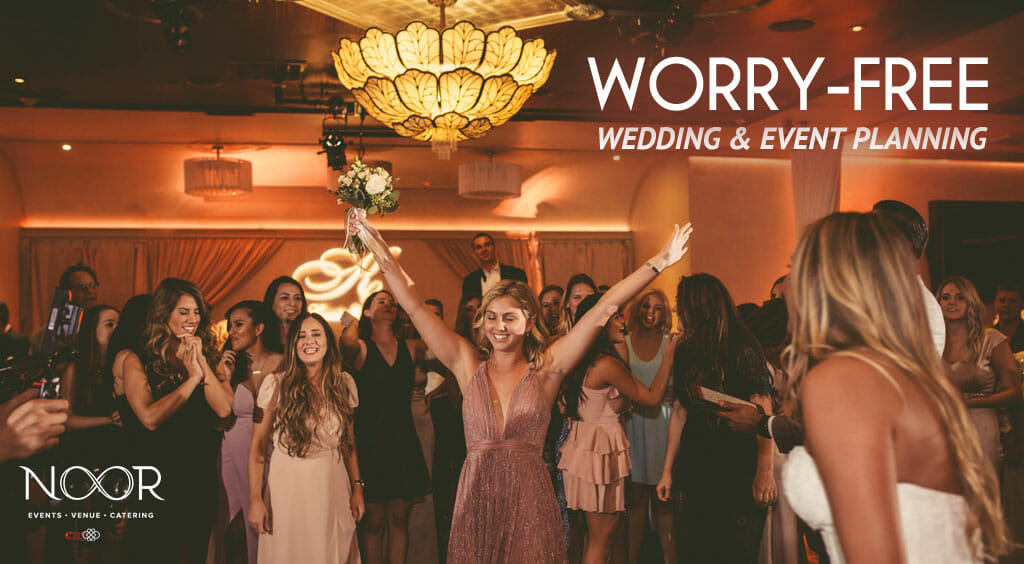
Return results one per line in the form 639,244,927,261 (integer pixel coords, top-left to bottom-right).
447,362,569,563
353,339,431,502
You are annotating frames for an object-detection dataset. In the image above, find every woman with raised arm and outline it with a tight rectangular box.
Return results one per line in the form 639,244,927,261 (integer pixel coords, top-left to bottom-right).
348,211,692,563
122,278,233,564
248,312,362,563
558,293,680,564
337,289,431,564
778,213,1008,563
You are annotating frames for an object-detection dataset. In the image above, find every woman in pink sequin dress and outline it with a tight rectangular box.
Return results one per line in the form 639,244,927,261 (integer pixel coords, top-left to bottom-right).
349,213,693,564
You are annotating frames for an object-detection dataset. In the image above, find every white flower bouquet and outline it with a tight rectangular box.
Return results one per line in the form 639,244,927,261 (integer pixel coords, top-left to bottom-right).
328,158,399,255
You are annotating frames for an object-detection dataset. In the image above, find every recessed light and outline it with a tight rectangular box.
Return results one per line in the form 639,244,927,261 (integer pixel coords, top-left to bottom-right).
61,144,72,151
612,155,621,161
423,181,431,187
13,77,25,84
849,24,864,32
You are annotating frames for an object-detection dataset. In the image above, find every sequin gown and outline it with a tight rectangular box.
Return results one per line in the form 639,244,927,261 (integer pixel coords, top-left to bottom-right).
447,363,569,564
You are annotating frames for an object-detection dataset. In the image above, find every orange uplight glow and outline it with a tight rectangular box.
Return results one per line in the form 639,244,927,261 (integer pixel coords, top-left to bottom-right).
21,217,631,232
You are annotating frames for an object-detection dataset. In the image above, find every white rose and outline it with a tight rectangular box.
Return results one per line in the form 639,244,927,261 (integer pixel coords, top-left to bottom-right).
365,174,387,195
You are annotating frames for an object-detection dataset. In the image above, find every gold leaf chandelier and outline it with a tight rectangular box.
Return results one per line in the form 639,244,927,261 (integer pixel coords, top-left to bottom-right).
331,1,556,159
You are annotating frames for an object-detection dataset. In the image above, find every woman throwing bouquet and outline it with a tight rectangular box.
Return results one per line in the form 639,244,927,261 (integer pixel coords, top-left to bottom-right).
348,212,692,563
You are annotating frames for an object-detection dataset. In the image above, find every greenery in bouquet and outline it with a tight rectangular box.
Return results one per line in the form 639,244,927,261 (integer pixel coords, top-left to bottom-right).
329,158,399,254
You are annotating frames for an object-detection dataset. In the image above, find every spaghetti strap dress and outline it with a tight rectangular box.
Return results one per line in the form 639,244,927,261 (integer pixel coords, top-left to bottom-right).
353,339,431,502
447,362,569,564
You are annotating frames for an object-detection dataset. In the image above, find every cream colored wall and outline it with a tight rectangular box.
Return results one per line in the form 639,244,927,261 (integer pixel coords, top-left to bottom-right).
0,151,24,329
628,158,691,318
687,157,796,306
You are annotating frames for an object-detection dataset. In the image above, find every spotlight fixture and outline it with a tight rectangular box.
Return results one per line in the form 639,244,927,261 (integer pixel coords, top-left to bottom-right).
319,129,348,171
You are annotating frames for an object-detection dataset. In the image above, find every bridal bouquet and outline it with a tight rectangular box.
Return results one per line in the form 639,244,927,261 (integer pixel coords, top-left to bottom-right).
329,158,399,255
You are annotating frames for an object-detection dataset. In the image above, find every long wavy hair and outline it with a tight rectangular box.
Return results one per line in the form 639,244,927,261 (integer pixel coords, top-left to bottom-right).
274,312,354,458
557,273,598,336
471,280,549,367
784,212,1007,559
262,276,308,316
224,300,283,387
72,305,118,413
560,294,628,420
140,278,219,398
674,273,757,391
937,275,986,366
626,289,672,336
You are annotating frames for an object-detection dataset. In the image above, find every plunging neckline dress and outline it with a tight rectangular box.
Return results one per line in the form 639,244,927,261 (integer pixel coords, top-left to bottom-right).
446,362,569,563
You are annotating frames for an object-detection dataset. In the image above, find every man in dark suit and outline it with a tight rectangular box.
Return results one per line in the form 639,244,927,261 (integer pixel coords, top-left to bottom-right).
461,233,528,297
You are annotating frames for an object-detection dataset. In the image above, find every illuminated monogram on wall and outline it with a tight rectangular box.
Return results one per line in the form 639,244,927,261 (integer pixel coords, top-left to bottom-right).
292,246,403,322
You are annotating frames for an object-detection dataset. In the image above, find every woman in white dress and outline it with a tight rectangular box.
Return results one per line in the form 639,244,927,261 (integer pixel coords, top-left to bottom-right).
248,312,364,563
779,212,1009,563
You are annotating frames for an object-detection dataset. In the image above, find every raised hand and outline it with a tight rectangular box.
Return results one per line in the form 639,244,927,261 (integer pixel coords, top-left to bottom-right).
649,222,694,272
218,350,237,381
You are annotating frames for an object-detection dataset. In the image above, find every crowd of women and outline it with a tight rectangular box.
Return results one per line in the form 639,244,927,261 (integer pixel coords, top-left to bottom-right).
9,203,1024,564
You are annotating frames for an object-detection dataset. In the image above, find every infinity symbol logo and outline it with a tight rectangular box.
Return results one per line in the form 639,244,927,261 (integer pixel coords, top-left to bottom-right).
21,465,164,501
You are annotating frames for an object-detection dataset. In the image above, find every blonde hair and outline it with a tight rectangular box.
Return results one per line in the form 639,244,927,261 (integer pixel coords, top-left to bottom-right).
937,275,986,366
626,289,672,335
784,212,1008,559
471,280,549,367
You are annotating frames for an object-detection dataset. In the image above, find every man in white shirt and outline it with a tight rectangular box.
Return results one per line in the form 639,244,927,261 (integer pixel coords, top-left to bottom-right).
460,233,528,298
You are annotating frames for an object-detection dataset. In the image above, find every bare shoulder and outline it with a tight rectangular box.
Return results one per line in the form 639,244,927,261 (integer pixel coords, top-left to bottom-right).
586,355,629,386
122,350,143,371
801,354,903,421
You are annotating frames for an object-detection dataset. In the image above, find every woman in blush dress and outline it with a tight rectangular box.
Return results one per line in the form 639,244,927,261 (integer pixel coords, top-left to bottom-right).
263,276,308,350
348,211,692,564
937,276,1020,477
779,212,1009,563
123,278,234,564
218,300,282,564
249,312,363,564
558,293,678,564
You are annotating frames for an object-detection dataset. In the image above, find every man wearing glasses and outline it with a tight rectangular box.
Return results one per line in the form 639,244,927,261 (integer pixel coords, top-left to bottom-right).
58,263,100,308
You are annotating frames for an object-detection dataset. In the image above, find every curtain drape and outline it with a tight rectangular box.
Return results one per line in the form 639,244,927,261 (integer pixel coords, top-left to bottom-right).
23,236,281,332
422,235,545,296
791,147,842,235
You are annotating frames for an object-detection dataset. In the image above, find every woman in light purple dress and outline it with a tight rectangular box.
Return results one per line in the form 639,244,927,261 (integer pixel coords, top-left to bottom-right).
219,301,282,564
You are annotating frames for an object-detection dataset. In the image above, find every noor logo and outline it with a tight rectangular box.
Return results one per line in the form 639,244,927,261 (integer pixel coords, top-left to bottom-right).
20,465,164,501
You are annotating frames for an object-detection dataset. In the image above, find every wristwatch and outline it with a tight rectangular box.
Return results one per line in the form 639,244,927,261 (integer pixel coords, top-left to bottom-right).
353,479,366,488
756,415,771,439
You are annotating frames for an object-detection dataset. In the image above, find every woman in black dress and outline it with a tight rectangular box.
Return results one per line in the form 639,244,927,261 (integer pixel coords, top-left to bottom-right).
122,278,233,563
656,273,776,564
339,289,430,564
263,276,308,350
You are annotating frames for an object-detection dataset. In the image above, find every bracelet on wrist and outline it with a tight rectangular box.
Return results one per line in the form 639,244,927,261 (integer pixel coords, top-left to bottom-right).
646,261,661,274
353,479,366,488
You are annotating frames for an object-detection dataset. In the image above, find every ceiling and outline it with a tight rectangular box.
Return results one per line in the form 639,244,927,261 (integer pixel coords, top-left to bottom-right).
0,0,1021,231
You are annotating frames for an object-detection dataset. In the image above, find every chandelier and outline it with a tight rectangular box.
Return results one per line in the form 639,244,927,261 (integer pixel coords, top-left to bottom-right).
331,0,556,159
183,145,253,198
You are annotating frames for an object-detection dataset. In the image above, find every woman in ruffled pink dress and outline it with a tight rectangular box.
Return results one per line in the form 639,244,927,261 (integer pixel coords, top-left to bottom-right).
557,293,678,564
349,212,692,563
